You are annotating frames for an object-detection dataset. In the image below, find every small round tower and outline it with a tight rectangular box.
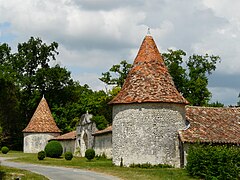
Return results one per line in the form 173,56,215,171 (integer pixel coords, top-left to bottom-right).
22,96,61,153
109,34,188,167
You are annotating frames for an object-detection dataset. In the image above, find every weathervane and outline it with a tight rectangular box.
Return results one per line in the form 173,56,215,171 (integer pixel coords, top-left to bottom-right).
147,27,151,35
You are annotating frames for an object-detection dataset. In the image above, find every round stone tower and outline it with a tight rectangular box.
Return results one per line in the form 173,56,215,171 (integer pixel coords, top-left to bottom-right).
109,34,188,167
22,96,61,153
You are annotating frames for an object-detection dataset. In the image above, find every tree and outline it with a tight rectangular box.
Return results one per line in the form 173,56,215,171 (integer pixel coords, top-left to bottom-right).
162,50,221,106
99,60,132,87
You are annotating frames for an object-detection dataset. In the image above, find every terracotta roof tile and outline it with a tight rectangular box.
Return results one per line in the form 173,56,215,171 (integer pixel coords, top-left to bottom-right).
92,126,112,136
109,35,188,105
179,106,240,144
52,131,76,140
22,97,61,133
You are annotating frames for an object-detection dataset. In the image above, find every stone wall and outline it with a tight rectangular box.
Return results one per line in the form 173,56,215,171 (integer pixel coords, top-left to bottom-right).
23,132,60,153
58,140,76,154
93,133,112,158
112,102,186,167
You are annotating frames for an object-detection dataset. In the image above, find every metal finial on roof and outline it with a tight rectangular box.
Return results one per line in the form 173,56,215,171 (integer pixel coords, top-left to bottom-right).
43,94,45,99
147,27,151,35
86,110,88,114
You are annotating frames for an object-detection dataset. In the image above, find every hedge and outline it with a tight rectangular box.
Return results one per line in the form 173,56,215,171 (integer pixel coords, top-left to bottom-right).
186,144,240,180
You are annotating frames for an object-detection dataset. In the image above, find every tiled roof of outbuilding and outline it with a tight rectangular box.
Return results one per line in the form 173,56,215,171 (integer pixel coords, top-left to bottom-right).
179,106,240,144
52,131,76,140
22,97,61,133
92,126,112,136
109,35,188,105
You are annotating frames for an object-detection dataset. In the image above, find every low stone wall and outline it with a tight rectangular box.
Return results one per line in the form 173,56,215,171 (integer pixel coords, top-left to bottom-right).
57,140,76,154
93,133,112,159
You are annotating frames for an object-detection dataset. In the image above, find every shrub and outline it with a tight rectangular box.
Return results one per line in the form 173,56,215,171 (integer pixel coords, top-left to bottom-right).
85,149,95,161
1,146,9,154
186,144,240,179
38,151,46,160
129,163,173,169
95,152,107,160
64,152,73,161
44,141,63,158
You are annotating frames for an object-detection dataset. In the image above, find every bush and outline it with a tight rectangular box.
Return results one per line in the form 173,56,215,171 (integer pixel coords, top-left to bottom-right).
64,152,73,161
1,146,9,154
95,152,107,160
129,163,173,169
186,144,240,180
44,141,63,158
85,149,95,161
38,151,46,160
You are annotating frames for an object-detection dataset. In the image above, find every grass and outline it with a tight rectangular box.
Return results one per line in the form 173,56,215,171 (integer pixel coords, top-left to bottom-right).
1,151,198,180
0,165,48,180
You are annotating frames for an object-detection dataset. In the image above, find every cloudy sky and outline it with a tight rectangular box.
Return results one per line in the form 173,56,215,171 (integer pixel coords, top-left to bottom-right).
0,0,239,105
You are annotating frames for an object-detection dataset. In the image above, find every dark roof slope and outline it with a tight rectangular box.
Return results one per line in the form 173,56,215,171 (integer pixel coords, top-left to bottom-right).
179,106,240,144
92,126,112,136
23,97,61,133
52,131,76,140
109,35,188,105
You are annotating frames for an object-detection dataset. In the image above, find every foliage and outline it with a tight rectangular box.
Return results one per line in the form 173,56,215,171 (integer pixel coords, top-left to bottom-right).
64,151,73,161
85,148,95,161
95,152,107,160
44,141,63,158
0,38,114,149
37,151,46,160
163,50,221,106
1,146,9,154
92,115,108,130
186,144,240,180
207,101,224,107
99,60,132,87
129,163,173,169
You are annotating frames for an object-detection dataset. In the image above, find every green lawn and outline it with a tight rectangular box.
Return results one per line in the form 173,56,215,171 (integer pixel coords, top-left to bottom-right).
0,165,48,180
1,151,198,180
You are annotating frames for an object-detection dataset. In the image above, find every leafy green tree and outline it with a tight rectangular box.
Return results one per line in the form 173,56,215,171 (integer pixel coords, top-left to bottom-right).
207,101,224,107
99,60,132,87
162,50,221,106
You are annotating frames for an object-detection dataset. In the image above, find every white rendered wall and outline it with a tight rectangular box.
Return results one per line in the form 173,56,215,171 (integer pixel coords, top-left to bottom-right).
23,132,60,153
112,103,186,167
94,133,112,159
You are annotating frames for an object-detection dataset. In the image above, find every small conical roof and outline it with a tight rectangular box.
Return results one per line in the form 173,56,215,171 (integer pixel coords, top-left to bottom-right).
23,97,61,133
109,35,188,105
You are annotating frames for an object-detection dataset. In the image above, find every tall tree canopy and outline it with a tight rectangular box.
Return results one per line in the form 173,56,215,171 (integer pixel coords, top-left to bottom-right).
163,49,220,106
99,60,132,87
0,37,112,149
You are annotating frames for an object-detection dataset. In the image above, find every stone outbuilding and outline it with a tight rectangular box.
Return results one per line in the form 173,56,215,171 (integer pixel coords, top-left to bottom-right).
22,96,61,153
109,34,188,167
50,130,77,154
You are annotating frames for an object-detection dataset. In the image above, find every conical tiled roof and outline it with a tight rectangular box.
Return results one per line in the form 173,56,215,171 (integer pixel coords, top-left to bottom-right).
23,97,61,133
109,35,188,105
